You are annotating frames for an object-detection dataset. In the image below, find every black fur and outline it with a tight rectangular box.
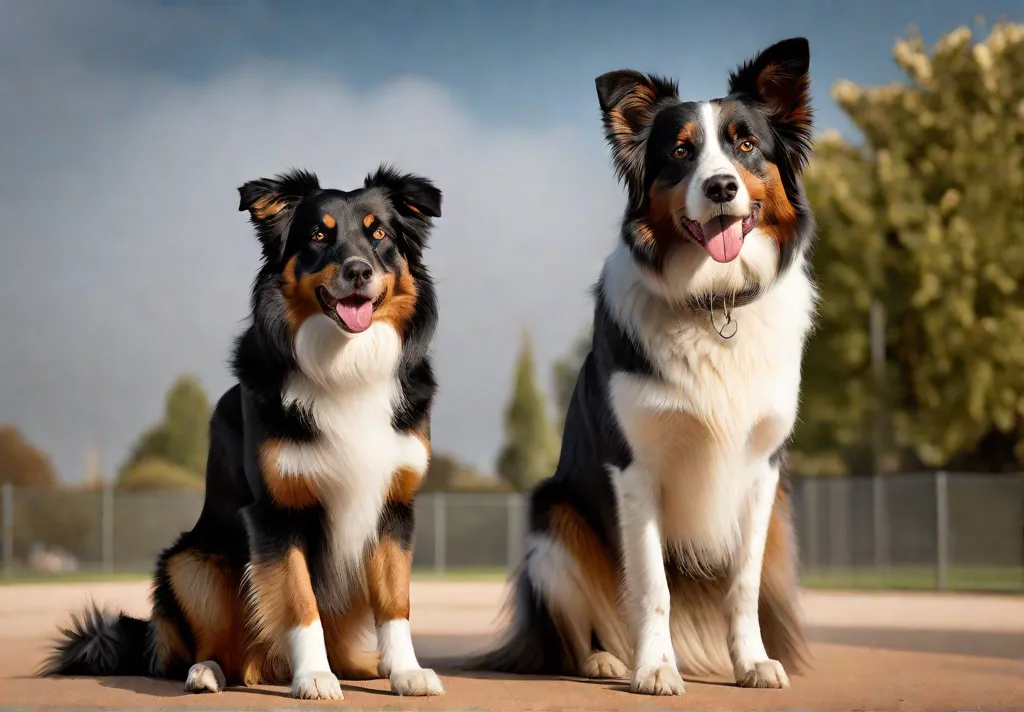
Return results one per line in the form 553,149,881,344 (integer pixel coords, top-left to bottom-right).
43,165,443,685
468,38,814,682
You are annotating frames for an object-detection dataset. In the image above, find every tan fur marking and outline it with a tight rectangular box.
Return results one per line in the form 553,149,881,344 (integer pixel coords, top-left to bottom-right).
258,440,319,509
149,611,191,674
322,591,382,680
166,551,243,678
736,164,768,203
403,203,423,216
639,179,691,259
676,122,698,146
280,255,339,333
758,163,798,245
547,505,617,596
372,260,418,336
251,196,287,220
247,547,320,643
363,213,376,228
388,466,423,505
322,213,336,229
365,538,412,622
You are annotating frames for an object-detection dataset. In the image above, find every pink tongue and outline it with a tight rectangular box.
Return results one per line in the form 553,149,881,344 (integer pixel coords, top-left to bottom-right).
336,300,373,332
702,217,745,263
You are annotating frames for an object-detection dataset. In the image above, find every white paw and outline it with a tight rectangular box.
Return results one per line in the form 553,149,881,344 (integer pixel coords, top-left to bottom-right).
630,663,686,695
291,670,344,700
389,667,445,696
184,661,225,693
736,659,790,689
581,651,629,679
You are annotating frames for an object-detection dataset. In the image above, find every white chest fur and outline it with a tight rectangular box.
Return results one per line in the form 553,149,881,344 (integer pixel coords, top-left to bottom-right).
603,244,815,563
273,316,429,587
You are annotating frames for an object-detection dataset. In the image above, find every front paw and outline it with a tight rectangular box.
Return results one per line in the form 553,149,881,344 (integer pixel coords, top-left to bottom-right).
630,663,685,695
736,659,790,689
291,670,344,700
389,667,445,696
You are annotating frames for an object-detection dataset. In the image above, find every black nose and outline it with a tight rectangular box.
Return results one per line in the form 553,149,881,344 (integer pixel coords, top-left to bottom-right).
342,259,373,286
703,174,739,203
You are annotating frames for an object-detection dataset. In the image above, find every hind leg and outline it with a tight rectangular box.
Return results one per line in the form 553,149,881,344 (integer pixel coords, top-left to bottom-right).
725,462,789,689
529,505,631,679
165,550,242,694
580,650,629,679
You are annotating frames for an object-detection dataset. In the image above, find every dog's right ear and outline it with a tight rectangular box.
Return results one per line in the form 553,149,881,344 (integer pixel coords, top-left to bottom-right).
595,70,678,205
238,169,321,261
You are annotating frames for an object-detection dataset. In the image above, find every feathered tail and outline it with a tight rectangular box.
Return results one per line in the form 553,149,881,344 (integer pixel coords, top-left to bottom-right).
40,604,152,677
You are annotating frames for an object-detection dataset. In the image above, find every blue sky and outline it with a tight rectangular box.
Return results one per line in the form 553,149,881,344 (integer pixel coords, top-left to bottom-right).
1,0,1020,481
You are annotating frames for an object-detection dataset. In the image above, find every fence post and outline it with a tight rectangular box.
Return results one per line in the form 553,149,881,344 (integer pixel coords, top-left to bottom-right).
1,483,13,577
872,475,888,588
102,482,114,575
433,492,446,573
806,478,819,574
935,471,949,590
506,493,524,571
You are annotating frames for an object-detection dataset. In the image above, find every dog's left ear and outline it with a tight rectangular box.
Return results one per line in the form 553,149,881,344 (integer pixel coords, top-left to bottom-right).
365,165,442,260
728,37,813,169
238,169,321,262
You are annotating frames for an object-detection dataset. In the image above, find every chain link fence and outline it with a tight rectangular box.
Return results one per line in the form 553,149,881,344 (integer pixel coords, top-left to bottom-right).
3,472,1022,591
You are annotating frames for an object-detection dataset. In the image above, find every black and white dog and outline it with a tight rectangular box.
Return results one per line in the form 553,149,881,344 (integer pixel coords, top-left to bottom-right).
471,38,816,695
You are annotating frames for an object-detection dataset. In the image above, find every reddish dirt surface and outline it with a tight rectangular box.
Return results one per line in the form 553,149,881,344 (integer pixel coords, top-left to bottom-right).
1,580,1022,711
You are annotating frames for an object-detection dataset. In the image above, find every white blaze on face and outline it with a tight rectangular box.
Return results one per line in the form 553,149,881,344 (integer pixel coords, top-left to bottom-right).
683,102,753,264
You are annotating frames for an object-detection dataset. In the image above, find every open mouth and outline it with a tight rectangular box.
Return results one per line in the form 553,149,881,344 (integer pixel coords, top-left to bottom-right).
316,286,383,334
680,203,760,264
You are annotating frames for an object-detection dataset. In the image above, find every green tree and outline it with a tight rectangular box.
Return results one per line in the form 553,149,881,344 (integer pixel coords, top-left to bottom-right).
496,332,560,491
119,374,211,488
794,22,1024,473
0,425,58,487
119,457,206,492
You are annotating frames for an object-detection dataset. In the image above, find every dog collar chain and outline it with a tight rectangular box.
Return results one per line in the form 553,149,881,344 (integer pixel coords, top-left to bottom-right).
686,285,761,340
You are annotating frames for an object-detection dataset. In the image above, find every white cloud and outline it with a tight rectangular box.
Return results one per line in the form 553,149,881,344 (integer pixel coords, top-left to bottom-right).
0,37,624,480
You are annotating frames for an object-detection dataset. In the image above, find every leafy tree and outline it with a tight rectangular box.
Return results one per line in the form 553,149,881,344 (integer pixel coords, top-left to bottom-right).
119,457,206,492
496,332,560,491
0,425,58,487
119,374,211,487
794,22,1024,473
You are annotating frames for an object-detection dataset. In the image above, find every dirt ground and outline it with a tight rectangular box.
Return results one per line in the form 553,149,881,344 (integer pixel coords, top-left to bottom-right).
1,580,1022,711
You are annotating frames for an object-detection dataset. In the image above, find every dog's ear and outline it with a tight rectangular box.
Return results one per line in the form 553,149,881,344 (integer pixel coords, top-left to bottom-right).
728,37,813,170
238,169,321,261
595,69,679,204
365,165,442,262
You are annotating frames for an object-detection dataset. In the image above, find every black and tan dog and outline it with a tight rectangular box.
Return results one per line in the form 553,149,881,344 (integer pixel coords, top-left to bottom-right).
43,166,445,700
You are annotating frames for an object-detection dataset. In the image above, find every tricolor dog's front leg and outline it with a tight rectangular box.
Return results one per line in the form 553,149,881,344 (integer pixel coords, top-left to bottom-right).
725,460,790,689
366,501,444,697
612,464,686,696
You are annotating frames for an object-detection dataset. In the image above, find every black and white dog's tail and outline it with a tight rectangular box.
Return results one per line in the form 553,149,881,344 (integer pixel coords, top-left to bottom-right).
40,604,152,677
461,561,575,675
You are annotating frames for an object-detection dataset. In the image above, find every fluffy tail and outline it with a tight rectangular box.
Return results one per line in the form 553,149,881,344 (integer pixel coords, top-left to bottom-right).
461,564,574,675
40,604,152,677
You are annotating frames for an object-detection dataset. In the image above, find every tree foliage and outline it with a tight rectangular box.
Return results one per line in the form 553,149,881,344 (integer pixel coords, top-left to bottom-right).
496,332,560,491
119,457,207,492
119,374,211,488
794,22,1024,473
0,425,59,487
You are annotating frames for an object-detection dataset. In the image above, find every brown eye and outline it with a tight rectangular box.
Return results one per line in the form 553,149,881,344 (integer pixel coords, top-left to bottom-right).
373,227,386,240
312,231,325,242
672,144,690,159
739,139,756,152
